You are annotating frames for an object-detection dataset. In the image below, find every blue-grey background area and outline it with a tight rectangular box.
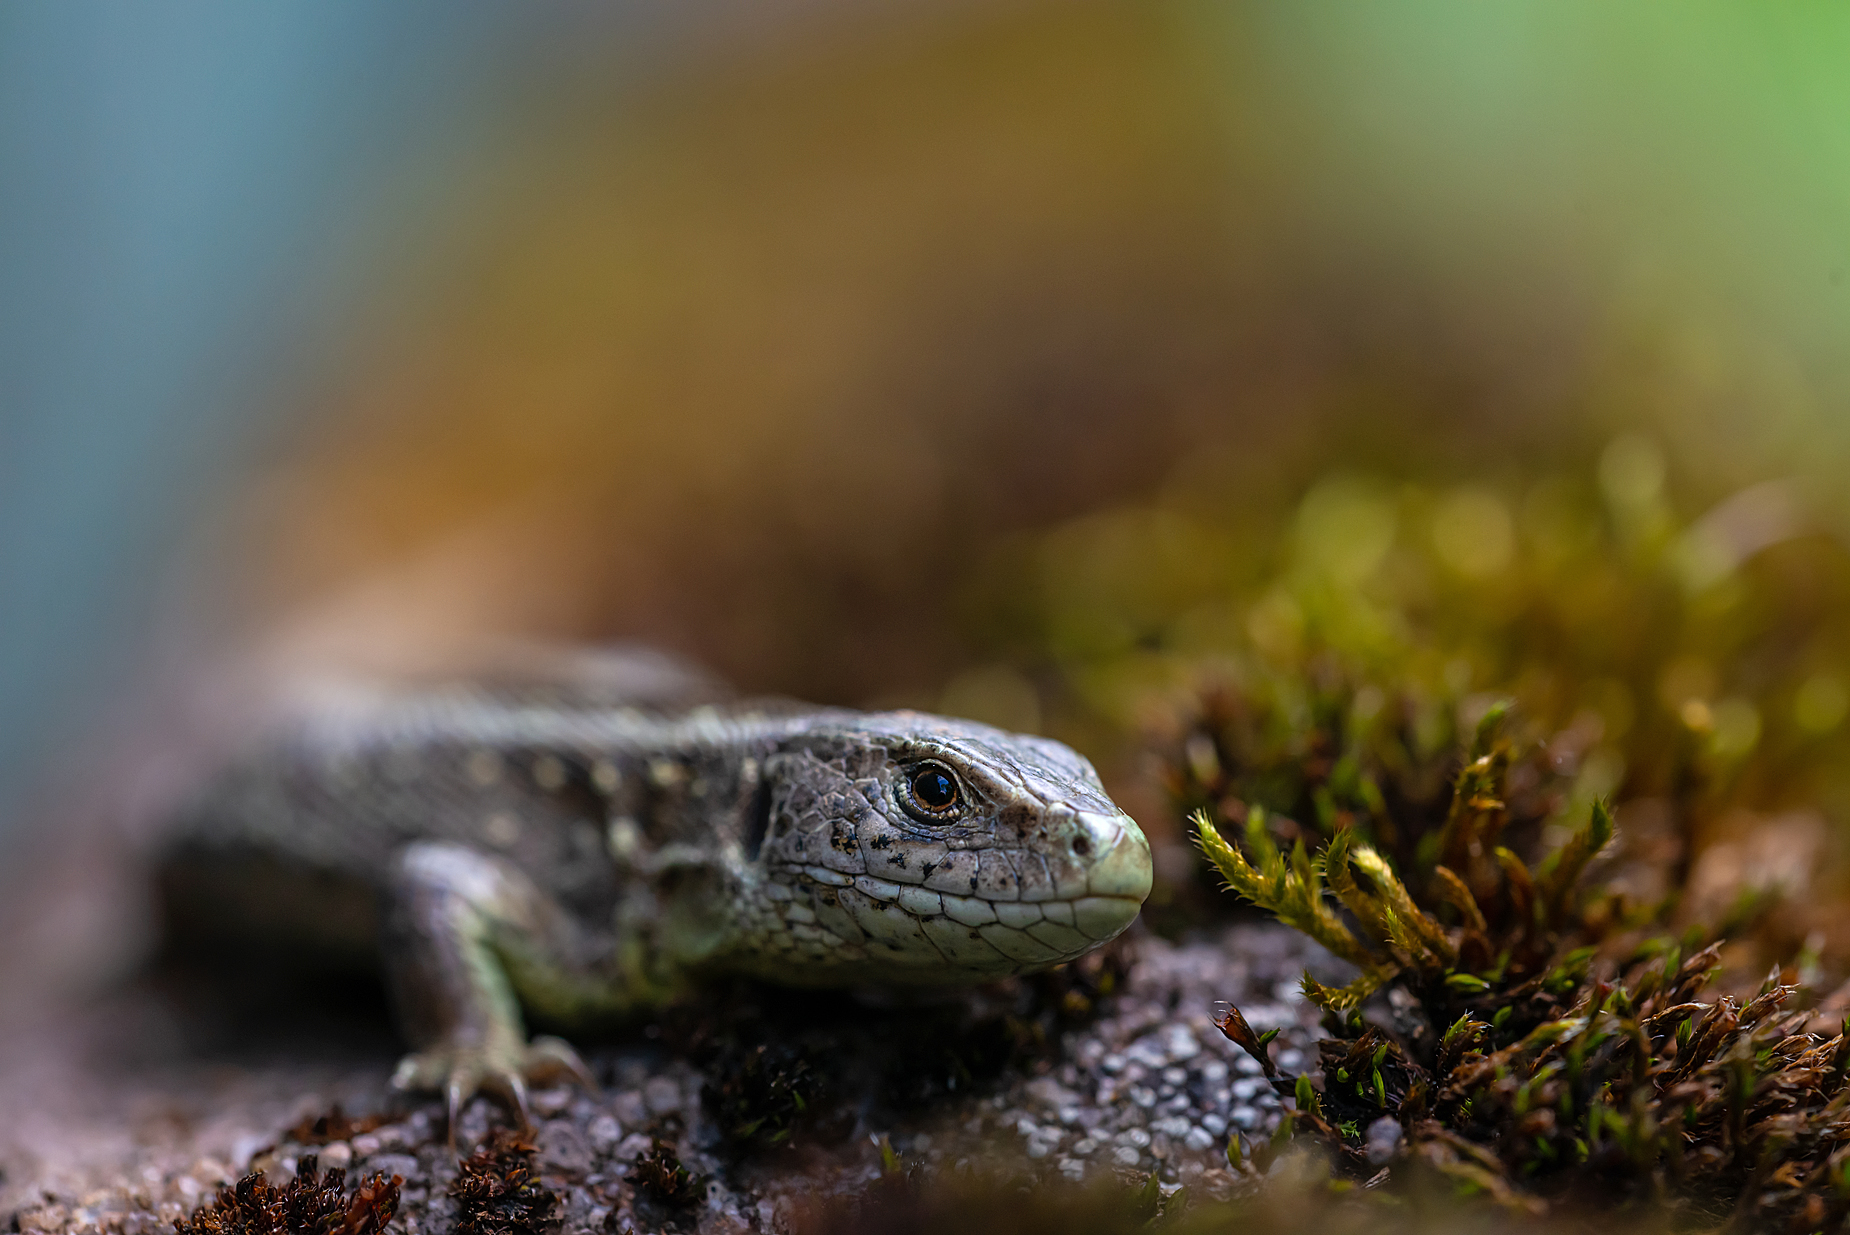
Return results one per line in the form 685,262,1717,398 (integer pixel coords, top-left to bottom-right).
0,3,685,855
0,4,475,853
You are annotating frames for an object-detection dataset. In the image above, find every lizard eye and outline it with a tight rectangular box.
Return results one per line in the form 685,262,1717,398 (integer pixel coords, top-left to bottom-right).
902,761,964,822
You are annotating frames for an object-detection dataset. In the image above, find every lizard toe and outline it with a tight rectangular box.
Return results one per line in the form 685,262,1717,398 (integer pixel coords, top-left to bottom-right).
480,1065,533,1130
390,1041,533,1143
393,1037,596,1144
525,1035,598,1090
391,1050,449,1094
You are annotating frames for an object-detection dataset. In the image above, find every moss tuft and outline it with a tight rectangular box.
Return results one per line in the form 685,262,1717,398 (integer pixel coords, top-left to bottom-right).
449,1128,558,1235
1192,697,1850,1225
172,1156,400,1235
630,1139,704,1209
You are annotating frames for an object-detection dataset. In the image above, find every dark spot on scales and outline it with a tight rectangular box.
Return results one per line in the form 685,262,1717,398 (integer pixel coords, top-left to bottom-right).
920,861,937,878
869,834,891,851
969,876,978,891
742,777,773,861
889,851,907,868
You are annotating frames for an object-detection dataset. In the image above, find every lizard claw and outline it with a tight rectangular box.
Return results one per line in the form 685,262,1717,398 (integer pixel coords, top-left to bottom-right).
392,1036,594,1144
447,1066,531,1143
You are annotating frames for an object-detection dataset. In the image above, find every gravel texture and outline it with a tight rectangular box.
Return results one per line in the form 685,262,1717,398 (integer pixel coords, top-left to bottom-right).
1,924,1337,1234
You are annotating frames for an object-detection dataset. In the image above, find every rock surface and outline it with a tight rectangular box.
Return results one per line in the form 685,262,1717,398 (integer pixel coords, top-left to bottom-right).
1,924,1335,1234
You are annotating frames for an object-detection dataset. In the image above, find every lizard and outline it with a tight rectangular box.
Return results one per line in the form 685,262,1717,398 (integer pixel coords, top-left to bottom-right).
156,647,1153,1128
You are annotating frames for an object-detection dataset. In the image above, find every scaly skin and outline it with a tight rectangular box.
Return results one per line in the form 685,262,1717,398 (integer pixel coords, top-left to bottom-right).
160,659,1153,1127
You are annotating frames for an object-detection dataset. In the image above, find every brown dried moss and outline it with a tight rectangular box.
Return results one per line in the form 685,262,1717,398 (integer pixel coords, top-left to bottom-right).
279,1107,387,1149
449,1129,558,1235
630,1139,703,1209
172,1156,400,1235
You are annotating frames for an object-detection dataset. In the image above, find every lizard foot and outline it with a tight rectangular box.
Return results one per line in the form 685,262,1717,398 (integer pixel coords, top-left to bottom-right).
392,1035,598,1142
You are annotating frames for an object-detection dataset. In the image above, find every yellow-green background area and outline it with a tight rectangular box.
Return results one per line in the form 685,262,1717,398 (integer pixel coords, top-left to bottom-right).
187,2,1850,953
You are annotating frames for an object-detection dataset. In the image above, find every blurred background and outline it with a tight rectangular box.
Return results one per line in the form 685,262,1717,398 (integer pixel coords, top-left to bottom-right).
7,1,1850,984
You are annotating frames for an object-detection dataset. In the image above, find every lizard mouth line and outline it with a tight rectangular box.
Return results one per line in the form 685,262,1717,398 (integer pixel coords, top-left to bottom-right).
782,864,1146,973
793,863,1145,934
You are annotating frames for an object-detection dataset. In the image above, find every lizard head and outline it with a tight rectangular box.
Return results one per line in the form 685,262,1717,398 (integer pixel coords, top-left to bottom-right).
742,711,1152,984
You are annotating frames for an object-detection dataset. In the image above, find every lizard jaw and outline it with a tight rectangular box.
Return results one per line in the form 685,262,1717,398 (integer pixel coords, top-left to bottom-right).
1069,894,1145,945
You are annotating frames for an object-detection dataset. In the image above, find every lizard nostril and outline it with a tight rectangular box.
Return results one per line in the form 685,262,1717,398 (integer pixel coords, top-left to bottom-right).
1072,834,1092,857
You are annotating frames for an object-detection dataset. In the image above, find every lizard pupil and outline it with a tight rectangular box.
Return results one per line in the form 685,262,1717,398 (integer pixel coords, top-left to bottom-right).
911,765,959,811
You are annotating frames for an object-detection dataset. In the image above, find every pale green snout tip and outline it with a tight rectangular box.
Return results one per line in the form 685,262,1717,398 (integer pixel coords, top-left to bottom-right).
1071,809,1152,943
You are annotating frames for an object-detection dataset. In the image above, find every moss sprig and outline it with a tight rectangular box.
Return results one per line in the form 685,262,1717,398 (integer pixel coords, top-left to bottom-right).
1194,700,1847,1226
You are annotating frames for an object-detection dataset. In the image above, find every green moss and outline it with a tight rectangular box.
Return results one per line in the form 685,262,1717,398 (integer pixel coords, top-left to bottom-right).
1187,688,1849,1225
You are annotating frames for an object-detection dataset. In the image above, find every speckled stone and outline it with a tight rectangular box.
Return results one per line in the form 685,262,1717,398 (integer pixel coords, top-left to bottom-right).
1,924,1336,1234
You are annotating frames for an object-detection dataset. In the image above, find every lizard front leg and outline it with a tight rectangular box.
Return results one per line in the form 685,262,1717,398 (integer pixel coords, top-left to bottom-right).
382,842,673,1132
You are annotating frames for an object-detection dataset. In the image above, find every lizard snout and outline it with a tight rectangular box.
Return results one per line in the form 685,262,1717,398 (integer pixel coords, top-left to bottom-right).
1064,808,1151,945
1073,809,1152,901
